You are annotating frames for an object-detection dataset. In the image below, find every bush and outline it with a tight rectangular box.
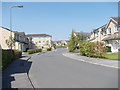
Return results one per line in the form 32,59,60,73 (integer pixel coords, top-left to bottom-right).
27,49,42,54
79,42,95,57
2,49,22,70
13,50,22,59
46,48,52,51
79,41,106,58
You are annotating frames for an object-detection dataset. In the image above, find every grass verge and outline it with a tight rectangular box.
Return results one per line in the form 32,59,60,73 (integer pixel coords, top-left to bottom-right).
103,53,120,59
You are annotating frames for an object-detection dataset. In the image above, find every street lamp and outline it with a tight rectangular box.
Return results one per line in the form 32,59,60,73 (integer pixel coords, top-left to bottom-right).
10,5,23,50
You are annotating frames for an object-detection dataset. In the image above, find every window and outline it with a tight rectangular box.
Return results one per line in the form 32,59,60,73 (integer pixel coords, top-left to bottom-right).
106,41,109,44
107,28,111,34
114,25,118,32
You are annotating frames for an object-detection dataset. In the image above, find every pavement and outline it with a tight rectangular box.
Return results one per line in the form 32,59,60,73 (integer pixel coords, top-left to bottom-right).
2,55,33,88
63,52,119,69
28,48,118,88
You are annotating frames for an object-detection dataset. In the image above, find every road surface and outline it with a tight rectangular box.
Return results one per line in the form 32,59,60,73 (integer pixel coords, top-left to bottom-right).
28,48,118,88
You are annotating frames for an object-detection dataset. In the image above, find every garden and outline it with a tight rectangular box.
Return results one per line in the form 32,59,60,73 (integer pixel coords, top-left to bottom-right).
68,30,119,60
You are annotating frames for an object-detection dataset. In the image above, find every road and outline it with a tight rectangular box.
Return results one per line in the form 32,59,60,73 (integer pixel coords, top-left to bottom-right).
28,48,118,88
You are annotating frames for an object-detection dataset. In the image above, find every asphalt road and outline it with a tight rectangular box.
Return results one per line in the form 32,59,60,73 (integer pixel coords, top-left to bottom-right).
28,48,118,88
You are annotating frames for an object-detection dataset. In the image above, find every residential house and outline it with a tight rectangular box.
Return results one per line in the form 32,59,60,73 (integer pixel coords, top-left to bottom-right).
88,17,120,53
0,27,29,52
27,34,52,49
14,31,29,52
102,17,120,53
73,32,90,48
73,32,90,38
53,40,68,47
88,24,106,42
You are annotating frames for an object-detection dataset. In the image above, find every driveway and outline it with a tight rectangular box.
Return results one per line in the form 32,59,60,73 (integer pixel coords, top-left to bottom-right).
28,48,118,88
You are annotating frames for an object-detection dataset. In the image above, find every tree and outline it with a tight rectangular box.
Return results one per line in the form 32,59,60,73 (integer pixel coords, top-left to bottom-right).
94,41,106,56
6,36,16,49
68,30,76,52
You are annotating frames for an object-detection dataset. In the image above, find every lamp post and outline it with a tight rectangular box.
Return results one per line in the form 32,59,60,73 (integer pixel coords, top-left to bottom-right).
10,5,23,50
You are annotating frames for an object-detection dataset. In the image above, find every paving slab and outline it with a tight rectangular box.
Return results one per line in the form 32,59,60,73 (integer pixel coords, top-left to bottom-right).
63,52,119,69
2,56,33,88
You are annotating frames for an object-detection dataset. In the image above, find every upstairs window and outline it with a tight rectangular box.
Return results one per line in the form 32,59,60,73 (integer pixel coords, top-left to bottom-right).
107,28,111,35
114,25,118,32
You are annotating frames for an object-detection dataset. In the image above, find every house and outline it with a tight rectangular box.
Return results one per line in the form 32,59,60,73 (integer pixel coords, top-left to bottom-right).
53,40,68,47
73,32,90,37
27,34,52,49
88,17,120,53
0,27,29,52
14,31,29,52
102,17,120,53
88,24,106,42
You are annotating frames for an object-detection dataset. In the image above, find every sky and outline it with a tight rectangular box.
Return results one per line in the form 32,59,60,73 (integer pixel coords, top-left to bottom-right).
2,2,118,41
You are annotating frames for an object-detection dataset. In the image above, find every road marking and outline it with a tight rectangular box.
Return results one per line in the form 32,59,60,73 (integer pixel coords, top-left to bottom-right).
63,53,119,69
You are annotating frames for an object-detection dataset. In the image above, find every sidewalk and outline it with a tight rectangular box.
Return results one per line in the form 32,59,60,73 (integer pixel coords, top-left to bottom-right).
2,56,33,88
63,53,119,69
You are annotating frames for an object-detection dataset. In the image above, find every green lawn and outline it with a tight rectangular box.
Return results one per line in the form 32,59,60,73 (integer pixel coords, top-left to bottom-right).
22,52,29,55
103,53,120,59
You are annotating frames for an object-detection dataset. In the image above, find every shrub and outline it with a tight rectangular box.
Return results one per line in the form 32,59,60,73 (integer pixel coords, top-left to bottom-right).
13,50,22,59
2,49,22,70
46,48,52,51
79,42,95,57
79,41,106,58
94,41,106,56
27,49,42,54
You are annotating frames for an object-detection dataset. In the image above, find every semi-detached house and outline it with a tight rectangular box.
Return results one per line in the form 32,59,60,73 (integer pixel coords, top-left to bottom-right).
0,27,29,52
88,17,120,53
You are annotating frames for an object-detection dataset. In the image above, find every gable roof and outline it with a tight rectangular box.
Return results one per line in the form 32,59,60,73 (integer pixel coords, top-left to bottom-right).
111,17,120,23
27,34,52,37
106,17,120,28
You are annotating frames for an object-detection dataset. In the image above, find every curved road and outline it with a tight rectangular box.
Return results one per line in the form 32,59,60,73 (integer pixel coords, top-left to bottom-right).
28,48,118,88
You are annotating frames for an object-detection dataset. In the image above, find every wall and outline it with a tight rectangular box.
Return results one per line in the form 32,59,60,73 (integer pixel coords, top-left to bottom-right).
0,27,15,49
31,36,52,49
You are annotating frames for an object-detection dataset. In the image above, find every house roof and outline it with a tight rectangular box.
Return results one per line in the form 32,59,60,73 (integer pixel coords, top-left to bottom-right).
111,17,120,23
14,31,26,36
0,27,26,36
0,27,11,31
92,24,107,33
18,32,25,36
74,32,90,36
27,34,52,37
102,34,120,41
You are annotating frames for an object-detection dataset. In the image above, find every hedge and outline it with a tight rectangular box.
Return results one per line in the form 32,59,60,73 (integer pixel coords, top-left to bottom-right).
27,49,42,54
2,49,22,70
46,48,52,51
